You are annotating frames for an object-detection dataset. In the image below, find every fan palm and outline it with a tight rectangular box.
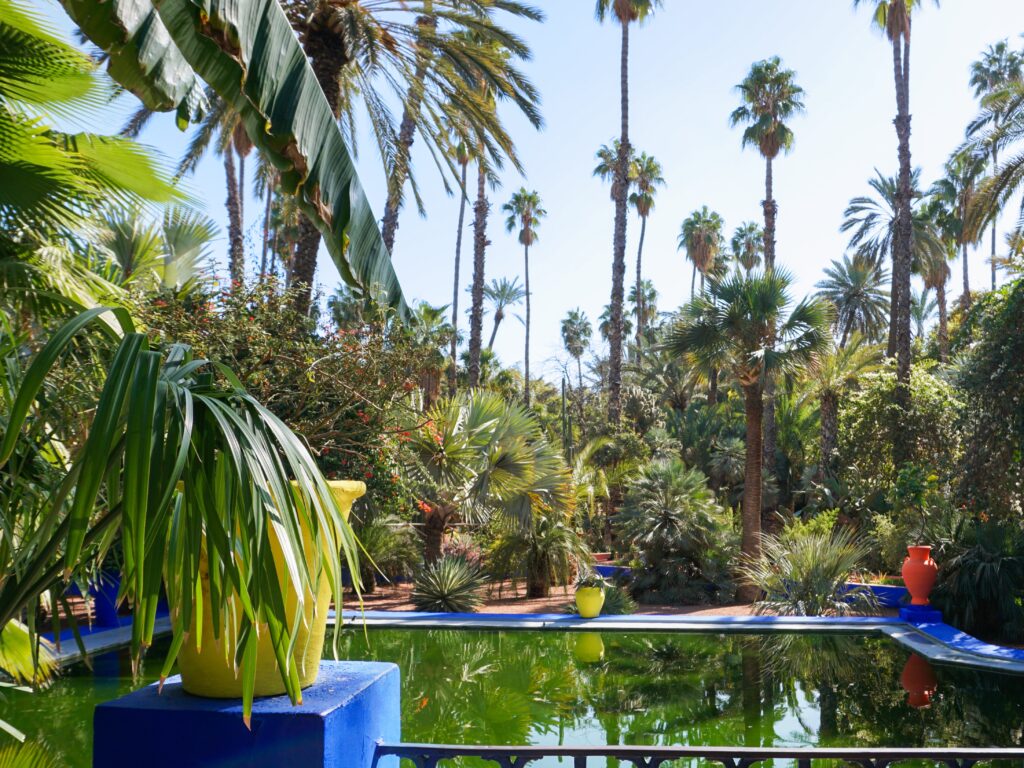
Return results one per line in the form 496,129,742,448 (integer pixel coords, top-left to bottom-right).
969,40,1024,290
561,308,593,391
729,56,804,271
804,335,882,474
664,270,832,597
599,304,633,345
595,0,663,426
678,207,725,297
628,279,659,338
852,0,938,459
448,119,472,388
593,140,631,200
731,222,764,274
929,152,987,307
629,152,665,341
909,288,936,340
503,188,546,405
841,168,945,351
920,196,957,360
815,254,890,347
484,277,525,351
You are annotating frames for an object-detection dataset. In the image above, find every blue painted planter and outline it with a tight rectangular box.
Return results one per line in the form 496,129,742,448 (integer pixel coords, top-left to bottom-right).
594,564,632,581
91,574,123,628
843,582,908,608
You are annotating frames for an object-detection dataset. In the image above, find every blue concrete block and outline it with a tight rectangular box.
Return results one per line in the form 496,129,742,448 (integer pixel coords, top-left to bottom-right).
900,604,943,624
94,661,400,768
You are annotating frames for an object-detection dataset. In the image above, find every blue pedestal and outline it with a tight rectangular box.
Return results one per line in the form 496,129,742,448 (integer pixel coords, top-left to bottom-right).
94,661,400,768
899,604,944,624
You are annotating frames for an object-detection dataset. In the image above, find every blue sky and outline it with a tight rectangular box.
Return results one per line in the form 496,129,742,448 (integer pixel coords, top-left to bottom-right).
50,0,1024,382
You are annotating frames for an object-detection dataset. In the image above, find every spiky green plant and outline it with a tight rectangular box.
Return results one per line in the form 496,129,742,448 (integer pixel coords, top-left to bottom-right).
740,529,880,616
411,556,486,613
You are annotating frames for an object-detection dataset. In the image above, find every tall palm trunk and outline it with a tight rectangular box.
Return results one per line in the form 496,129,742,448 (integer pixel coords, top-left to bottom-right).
761,156,778,493
991,145,999,290
524,242,532,405
819,391,839,476
891,32,915,465
607,18,631,426
960,239,970,307
224,150,245,287
259,187,272,279
936,277,948,363
381,9,436,254
691,264,697,298
423,510,447,564
449,161,469,390
487,308,503,350
576,357,584,393
740,385,764,602
468,157,488,388
291,16,348,314
635,214,647,346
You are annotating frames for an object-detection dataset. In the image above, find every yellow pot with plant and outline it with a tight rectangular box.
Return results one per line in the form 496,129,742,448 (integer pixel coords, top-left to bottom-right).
176,480,365,699
574,571,607,619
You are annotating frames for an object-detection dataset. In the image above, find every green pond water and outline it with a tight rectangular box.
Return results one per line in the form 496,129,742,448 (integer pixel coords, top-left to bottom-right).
4,629,1024,767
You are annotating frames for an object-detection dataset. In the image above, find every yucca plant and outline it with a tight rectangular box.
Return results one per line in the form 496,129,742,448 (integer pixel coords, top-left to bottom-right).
411,556,486,614
740,528,880,617
0,307,361,724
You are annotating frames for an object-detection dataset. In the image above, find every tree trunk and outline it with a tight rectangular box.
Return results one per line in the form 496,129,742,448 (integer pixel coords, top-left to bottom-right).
740,385,764,602
691,263,697,298
423,511,446,564
467,158,489,388
839,314,855,349
449,162,469,390
224,150,245,287
259,183,273,280
577,357,584,393
635,214,647,346
524,243,531,405
381,10,436,254
991,145,999,291
961,239,970,308
487,310,503,350
607,18,631,427
708,368,718,406
936,277,948,363
892,32,915,466
526,558,549,599
291,17,347,314
820,391,838,476
763,157,776,271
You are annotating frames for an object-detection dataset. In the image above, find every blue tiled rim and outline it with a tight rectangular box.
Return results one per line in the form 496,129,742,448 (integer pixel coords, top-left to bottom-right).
332,609,1024,675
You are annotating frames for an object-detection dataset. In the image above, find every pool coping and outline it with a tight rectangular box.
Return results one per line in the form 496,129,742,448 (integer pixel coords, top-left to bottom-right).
333,610,1024,675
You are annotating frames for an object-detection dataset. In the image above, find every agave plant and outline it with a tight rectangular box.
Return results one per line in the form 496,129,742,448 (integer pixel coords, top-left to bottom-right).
740,528,879,616
411,556,486,614
0,307,361,723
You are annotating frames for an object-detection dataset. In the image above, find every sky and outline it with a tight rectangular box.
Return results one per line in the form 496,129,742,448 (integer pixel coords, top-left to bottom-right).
47,0,1024,382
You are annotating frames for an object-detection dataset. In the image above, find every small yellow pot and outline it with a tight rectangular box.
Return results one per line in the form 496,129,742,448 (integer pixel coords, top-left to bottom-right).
573,632,606,664
575,586,605,619
177,480,365,698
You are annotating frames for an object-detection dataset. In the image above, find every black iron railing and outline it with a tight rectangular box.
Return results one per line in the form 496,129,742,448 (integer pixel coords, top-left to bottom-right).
373,743,1024,768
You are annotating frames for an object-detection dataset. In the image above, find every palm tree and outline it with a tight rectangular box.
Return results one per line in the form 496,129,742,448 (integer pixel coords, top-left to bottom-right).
665,270,832,597
628,279,658,339
816,254,890,347
629,152,665,342
969,40,1024,290
278,0,541,313
595,0,662,427
909,288,936,341
448,122,472,389
853,0,937,462
731,222,764,274
593,140,631,199
841,168,945,351
561,309,593,392
729,56,805,271
483,277,525,350
678,207,725,296
929,152,987,307
921,197,958,361
804,335,882,475
503,188,546,405
599,303,633,344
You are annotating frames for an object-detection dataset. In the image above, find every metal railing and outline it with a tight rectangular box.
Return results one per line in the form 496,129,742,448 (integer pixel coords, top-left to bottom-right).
374,743,1024,768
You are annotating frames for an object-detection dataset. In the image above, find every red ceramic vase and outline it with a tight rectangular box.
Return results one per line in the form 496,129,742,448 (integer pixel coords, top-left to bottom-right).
901,653,938,709
902,545,938,606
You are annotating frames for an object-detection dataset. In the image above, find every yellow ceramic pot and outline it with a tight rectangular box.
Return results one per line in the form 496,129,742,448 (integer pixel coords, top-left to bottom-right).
177,480,365,698
573,632,606,664
575,586,605,619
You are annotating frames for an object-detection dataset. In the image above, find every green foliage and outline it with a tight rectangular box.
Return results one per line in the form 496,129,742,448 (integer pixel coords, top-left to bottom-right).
616,459,735,604
352,513,420,592
954,279,1024,518
836,363,963,499
487,508,590,597
932,521,1024,643
741,529,880,616
782,509,839,543
411,556,486,613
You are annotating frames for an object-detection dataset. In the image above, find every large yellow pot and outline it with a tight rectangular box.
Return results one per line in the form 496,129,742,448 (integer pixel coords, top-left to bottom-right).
575,586,605,619
177,480,365,698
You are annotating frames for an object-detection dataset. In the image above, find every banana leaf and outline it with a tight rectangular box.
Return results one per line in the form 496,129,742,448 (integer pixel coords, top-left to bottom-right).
60,0,408,316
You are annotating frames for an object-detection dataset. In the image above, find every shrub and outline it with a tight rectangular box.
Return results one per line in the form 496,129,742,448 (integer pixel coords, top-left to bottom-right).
740,528,880,616
931,521,1024,643
616,459,735,604
781,509,839,544
486,508,590,598
352,513,420,592
411,556,486,613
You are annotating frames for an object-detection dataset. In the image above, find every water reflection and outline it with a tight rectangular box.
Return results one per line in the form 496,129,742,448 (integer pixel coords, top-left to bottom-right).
901,653,938,709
